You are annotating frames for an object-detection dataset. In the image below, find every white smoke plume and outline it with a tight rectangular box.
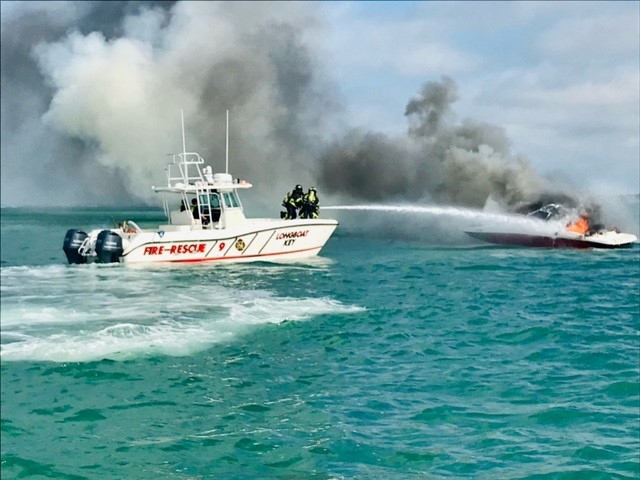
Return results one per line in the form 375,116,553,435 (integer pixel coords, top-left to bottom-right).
1,1,336,211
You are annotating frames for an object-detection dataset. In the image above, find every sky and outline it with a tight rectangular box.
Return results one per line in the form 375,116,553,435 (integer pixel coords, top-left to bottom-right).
316,1,639,194
1,1,638,211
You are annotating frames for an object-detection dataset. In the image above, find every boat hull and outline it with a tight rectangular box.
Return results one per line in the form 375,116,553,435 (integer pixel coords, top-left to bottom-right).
465,230,637,249
119,219,338,264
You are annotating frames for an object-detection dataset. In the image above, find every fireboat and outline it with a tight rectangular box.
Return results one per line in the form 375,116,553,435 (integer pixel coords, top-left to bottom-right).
63,112,338,265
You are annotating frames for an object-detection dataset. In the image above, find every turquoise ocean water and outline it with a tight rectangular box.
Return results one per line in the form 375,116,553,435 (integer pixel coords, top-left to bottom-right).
1,207,639,479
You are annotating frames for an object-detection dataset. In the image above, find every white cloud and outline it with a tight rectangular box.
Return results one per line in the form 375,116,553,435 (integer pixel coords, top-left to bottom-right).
319,5,477,77
537,13,640,59
477,65,640,110
525,71,640,108
396,42,479,76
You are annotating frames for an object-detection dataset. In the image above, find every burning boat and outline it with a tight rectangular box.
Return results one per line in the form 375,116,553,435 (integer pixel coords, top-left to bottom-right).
465,204,637,249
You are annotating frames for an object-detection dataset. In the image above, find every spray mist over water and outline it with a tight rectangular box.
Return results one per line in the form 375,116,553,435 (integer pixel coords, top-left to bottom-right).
323,204,566,244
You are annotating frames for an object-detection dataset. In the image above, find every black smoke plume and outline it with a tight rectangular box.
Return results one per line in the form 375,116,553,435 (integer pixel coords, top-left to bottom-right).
319,76,548,211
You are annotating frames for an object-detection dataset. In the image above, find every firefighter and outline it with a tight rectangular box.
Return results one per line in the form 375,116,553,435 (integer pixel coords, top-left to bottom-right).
300,187,319,219
281,192,298,220
291,184,305,210
190,198,199,220
281,184,305,220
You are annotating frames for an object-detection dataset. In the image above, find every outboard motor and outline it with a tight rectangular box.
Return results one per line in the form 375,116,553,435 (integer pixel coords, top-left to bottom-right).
63,229,88,264
94,230,123,263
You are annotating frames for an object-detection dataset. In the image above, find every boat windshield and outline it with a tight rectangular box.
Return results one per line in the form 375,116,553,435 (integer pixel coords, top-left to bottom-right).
223,192,240,208
527,204,564,221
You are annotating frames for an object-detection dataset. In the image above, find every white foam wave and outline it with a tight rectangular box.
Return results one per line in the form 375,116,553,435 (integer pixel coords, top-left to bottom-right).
1,265,364,363
2,299,362,363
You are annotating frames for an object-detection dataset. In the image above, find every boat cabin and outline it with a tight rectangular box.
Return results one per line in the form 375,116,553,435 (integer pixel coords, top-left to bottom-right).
152,152,252,231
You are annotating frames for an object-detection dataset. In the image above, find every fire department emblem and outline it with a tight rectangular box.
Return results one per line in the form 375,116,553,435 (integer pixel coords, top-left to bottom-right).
235,239,246,252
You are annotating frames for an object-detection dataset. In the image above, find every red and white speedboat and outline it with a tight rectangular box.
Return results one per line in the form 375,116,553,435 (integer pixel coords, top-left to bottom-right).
465,229,637,249
466,204,637,249
63,114,338,265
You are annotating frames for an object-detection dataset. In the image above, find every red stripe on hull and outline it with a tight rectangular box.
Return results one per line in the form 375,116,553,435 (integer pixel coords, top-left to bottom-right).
124,245,323,264
466,232,632,249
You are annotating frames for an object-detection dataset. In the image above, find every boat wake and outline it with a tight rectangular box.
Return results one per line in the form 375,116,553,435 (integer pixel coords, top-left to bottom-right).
0,264,364,363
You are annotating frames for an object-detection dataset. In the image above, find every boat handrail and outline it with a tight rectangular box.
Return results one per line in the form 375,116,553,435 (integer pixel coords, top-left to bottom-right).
171,152,204,165
166,152,206,187
195,183,215,229
124,220,143,233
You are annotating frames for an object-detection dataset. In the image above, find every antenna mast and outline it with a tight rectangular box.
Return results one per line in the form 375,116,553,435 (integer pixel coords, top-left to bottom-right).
225,109,229,174
181,109,186,155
